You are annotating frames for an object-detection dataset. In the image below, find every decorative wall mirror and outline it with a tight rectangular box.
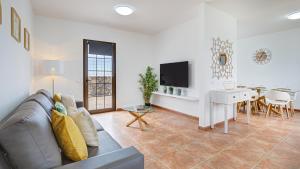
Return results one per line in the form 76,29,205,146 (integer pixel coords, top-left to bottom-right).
211,38,233,79
218,53,227,66
253,48,271,64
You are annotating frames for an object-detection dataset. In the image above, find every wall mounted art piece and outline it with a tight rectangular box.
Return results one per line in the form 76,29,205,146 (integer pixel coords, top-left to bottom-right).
11,7,21,42
211,38,234,79
24,28,30,51
253,48,272,64
0,0,2,25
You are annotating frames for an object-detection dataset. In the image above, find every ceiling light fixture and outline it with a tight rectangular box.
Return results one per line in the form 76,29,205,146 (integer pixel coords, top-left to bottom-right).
287,12,300,20
114,5,135,16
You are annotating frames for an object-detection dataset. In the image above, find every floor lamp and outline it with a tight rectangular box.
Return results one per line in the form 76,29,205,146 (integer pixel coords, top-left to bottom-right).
43,60,64,96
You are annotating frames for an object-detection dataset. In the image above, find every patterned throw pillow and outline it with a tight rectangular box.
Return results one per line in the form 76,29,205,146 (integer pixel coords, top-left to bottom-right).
54,102,67,115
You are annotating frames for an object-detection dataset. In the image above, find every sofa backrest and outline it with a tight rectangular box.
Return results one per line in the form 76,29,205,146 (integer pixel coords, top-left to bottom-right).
0,100,62,169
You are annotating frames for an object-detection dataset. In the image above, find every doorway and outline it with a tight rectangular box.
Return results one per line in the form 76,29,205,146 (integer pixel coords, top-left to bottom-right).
83,39,116,113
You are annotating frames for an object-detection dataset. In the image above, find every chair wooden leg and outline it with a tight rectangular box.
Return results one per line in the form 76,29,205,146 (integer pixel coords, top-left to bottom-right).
255,101,258,113
266,104,271,118
237,102,241,113
285,105,290,119
279,106,284,120
290,101,295,117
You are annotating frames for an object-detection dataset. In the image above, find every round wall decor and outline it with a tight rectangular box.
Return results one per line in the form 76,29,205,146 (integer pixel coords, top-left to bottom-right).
254,48,272,64
211,38,234,79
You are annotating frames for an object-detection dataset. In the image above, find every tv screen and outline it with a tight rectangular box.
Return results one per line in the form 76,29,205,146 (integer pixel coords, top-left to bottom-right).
160,61,189,88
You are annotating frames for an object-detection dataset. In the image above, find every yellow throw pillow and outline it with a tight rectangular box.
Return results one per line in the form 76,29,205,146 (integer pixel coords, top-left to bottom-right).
53,93,62,103
51,110,88,161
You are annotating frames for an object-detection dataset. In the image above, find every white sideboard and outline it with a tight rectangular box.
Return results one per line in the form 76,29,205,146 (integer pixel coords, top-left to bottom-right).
210,89,252,133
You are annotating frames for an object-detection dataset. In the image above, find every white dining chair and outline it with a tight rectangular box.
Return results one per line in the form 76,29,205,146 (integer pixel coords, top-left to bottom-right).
265,90,290,119
290,92,298,117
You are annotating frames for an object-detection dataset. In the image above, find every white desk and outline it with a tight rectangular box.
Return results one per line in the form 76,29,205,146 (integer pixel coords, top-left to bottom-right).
210,89,251,133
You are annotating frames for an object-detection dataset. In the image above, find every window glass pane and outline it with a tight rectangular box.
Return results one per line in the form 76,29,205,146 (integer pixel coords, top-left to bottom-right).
97,58,105,71
88,57,96,70
105,58,112,72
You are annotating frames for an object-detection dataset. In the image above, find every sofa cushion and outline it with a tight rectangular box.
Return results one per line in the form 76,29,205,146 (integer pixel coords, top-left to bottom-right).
0,101,62,169
28,93,54,117
36,89,54,103
88,131,121,158
0,147,11,169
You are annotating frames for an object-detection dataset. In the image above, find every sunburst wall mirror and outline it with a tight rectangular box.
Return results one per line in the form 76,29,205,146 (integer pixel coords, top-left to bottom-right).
253,48,272,65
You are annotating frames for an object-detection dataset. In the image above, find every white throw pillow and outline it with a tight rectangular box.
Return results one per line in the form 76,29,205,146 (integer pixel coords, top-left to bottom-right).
68,108,99,147
61,95,77,113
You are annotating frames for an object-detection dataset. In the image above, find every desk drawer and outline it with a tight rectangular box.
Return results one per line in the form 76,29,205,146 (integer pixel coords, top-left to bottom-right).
239,92,250,101
227,93,239,103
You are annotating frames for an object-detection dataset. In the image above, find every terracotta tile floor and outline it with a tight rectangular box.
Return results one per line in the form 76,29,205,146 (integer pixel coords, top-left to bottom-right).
93,109,300,169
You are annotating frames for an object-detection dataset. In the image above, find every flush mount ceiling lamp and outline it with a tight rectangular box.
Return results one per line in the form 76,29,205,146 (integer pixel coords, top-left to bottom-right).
287,12,300,20
114,5,135,16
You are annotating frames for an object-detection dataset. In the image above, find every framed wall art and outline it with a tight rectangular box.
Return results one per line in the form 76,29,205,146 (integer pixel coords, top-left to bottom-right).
11,7,21,42
0,0,2,25
24,28,30,51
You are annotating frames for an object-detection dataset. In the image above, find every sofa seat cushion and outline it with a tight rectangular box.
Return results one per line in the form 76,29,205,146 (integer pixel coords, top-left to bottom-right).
88,131,122,158
0,101,62,169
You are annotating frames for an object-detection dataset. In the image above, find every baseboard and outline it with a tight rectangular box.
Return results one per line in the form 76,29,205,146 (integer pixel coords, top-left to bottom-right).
151,104,199,120
198,118,234,131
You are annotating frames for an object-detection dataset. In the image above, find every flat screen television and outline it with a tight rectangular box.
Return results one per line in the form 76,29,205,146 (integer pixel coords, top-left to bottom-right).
160,61,189,88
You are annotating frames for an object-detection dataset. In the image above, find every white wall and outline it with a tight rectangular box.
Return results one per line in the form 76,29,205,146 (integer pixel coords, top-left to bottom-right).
237,28,300,108
199,5,237,127
0,0,34,120
152,3,238,127
32,16,154,108
152,12,203,117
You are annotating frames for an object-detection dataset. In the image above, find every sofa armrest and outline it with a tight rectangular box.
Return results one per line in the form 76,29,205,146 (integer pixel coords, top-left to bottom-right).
53,147,144,169
76,101,84,108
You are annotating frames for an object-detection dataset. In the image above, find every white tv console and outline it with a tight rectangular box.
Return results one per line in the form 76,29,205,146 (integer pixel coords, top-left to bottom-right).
152,92,199,101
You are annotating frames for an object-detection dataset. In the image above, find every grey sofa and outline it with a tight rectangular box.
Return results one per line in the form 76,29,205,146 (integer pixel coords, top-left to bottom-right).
0,89,144,169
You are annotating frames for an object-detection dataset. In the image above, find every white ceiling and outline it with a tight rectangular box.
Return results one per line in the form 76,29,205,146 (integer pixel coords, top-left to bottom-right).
30,0,203,35
208,0,300,38
31,0,300,38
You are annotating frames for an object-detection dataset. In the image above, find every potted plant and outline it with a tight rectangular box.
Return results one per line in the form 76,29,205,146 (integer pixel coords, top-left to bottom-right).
139,66,158,106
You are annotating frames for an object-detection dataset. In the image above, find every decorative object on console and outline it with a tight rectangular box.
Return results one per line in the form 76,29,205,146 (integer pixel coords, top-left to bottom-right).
176,88,182,96
11,7,21,42
163,86,168,94
42,60,64,96
139,66,158,106
253,48,272,64
24,28,30,51
211,38,234,79
168,87,174,95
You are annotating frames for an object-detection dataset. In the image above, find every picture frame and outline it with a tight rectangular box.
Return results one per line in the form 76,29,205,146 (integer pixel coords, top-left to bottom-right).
0,0,2,25
11,7,21,42
24,28,30,51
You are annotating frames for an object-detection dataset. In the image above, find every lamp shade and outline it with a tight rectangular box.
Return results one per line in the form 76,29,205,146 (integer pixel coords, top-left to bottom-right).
42,60,64,76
